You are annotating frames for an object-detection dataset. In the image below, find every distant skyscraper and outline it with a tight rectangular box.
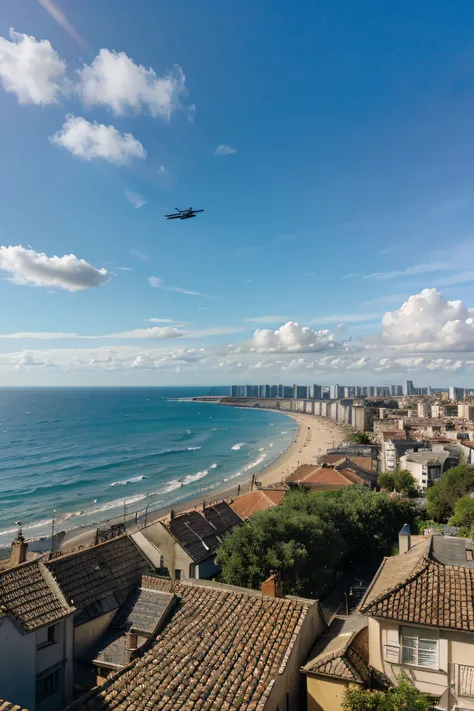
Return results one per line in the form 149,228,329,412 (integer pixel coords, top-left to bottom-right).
230,385,239,397
309,384,322,400
283,386,294,398
449,386,465,401
404,380,415,396
270,385,278,398
277,384,284,398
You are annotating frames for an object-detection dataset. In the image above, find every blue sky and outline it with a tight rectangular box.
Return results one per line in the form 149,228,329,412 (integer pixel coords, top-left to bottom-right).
2,0,474,385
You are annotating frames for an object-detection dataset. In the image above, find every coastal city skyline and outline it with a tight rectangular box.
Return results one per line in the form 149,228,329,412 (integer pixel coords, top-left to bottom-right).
1,2,474,385
230,381,474,399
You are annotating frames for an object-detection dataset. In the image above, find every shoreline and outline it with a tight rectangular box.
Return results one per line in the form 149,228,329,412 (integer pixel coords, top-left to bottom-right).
57,411,349,553
1,409,349,556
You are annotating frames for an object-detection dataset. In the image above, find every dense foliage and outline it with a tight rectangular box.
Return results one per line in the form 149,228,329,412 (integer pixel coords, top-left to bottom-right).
348,431,373,444
378,470,418,497
343,677,434,711
426,465,474,521
449,494,474,529
216,487,416,597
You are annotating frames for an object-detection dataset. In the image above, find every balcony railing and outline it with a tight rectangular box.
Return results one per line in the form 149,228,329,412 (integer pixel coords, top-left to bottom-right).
458,664,474,698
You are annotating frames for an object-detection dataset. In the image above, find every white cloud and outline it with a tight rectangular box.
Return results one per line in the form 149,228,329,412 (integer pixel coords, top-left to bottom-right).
0,332,80,340
0,245,109,291
214,144,236,156
148,276,210,298
51,115,146,165
340,273,359,280
381,288,474,351
0,28,66,105
245,316,289,324
124,189,146,208
158,165,168,174
149,318,175,323
248,321,339,353
77,49,187,119
363,261,446,280
116,267,134,271
187,104,196,122
435,271,474,287
103,327,185,340
148,276,163,288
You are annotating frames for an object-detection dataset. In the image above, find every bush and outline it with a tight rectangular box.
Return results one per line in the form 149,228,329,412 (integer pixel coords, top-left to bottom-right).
343,675,434,710
216,487,416,597
348,431,373,444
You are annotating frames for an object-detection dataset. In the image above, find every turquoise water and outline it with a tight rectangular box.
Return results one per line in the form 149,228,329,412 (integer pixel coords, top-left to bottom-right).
0,387,296,546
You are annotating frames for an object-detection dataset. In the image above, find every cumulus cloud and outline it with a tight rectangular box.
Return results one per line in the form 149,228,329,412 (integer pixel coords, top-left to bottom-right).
0,28,66,104
51,115,146,165
248,321,339,353
214,144,236,156
381,288,474,351
0,245,110,291
124,189,146,208
77,49,187,119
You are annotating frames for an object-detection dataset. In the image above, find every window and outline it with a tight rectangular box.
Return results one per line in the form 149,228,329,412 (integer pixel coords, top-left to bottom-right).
36,670,59,701
401,630,437,669
36,624,57,649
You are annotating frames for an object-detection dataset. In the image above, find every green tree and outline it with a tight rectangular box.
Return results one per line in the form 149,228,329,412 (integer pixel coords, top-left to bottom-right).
426,465,474,521
378,470,418,497
343,676,434,711
216,487,416,597
348,431,373,444
449,494,474,528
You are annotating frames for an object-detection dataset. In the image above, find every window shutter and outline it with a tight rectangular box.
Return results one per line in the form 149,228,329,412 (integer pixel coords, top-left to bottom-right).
385,627,400,663
438,637,448,672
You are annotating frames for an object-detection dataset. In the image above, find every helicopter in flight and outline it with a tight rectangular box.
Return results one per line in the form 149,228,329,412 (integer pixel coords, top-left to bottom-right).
164,207,204,220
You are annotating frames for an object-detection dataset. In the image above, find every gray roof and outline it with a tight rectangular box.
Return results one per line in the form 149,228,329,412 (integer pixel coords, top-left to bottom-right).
91,585,175,668
432,536,474,569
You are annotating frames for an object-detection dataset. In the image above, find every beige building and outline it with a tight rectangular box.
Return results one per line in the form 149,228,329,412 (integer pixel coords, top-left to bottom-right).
360,528,474,709
302,615,371,711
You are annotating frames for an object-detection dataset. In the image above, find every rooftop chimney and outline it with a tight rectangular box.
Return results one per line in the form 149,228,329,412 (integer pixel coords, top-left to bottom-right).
399,523,411,555
262,571,282,598
11,530,28,566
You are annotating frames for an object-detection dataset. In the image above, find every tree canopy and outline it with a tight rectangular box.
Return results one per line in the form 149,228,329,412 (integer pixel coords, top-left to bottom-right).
449,494,474,529
378,470,418,497
426,465,474,521
348,431,373,444
343,676,434,711
216,487,416,597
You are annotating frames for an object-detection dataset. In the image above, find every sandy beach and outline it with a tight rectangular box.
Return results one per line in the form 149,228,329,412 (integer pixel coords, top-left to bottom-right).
258,412,348,487
53,410,349,553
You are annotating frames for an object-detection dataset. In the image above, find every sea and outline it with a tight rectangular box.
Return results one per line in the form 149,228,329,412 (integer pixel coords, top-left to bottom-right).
0,387,297,548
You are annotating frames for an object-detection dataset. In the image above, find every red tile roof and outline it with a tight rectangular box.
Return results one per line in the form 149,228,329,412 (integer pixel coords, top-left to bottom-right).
69,577,318,711
230,489,286,519
360,538,474,631
287,466,358,488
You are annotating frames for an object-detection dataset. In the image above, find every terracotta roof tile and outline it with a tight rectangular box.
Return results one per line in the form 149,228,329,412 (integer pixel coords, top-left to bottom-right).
46,535,150,611
303,627,370,684
0,560,72,631
70,577,316,711
360,538,474,631
0,701,29,711
230,490,286,519
287,466,356,488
